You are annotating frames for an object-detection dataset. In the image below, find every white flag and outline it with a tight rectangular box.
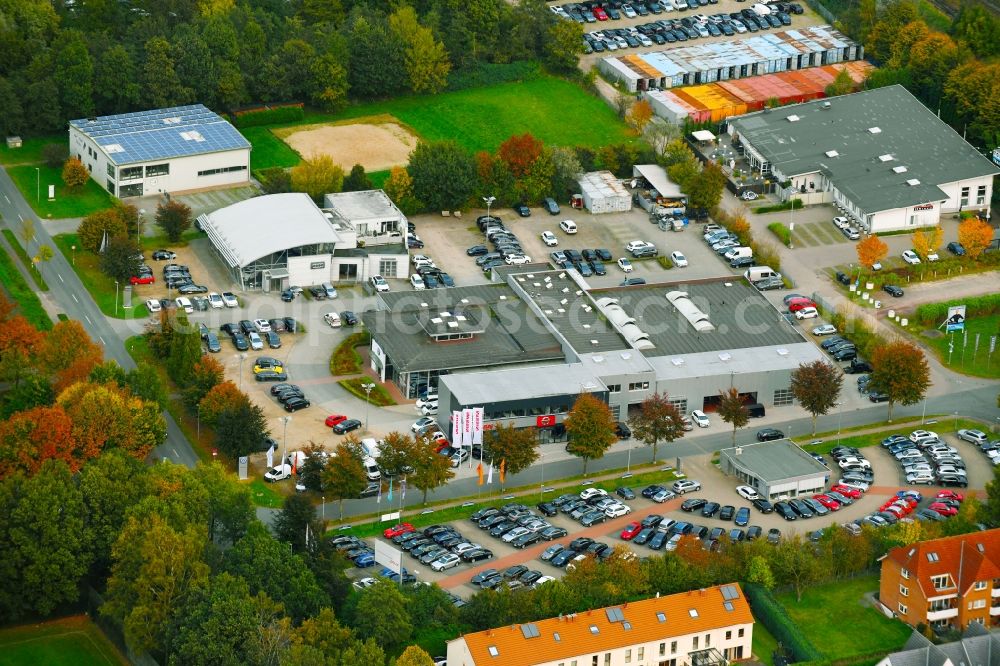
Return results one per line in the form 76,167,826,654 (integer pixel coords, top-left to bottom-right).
472,407,485,445
487,460,494,485
266,443,275,468
462,409,473,447
452,411,462,442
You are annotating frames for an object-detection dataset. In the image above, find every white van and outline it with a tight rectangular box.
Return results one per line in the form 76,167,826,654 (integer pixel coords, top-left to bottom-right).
363,456,381,481
724,247,753,261
361,438,381,460
744,266,780,282
752,2,772,15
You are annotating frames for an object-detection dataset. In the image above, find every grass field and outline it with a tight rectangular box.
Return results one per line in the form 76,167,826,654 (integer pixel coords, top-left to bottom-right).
751,622,778,666
2,230,49,291
0,135,64,166
0,241,53,330
918,313,1000,379
798,417,984,455
53,234,148,320
249,76,634,170
0,615,128,666
8,165,114,219
248,478,287,508
776,575,911,660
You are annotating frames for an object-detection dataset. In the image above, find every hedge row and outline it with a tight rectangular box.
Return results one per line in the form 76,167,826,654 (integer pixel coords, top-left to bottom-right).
744,584,824,663
446,60,541,92
826,308,886,359
767,222,791,247
714,208,782,272
329,330,370,376
231,104,305,128
915,293,1000,326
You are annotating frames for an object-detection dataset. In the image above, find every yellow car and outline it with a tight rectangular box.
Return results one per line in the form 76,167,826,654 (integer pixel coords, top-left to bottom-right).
253,357,284,374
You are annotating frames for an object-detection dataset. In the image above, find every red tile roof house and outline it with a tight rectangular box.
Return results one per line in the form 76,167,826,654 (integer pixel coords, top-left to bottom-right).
879,530,1000,632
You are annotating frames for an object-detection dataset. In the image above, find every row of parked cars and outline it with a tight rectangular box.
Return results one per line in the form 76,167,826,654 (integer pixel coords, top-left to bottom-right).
549,247,612,277
268,381,311,412
471,564,555,591
470,502,569,549
702,224,755,269
884,430,969,487
467,216,533,273
220,317,294,352
384,523,496,572
409,254,457,290
962,427,1000,468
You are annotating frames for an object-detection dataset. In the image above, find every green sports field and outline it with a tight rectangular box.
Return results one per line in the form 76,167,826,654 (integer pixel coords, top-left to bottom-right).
250,75,634,171
0,616,128,666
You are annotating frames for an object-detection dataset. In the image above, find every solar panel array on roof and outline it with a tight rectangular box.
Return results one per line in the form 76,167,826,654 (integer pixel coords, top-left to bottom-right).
721,585,740,600
520,623,540,639
605,607,626,623
70,104,250,165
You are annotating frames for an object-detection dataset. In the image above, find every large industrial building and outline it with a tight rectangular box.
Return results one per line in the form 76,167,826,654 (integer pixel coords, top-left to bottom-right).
599,25,861,93
447,584,754,666
199,190,409,291
727,85,999,232
68,104,251,198
364,263,826,433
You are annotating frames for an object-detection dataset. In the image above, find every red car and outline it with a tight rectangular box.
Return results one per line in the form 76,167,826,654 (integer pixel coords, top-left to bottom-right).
883,504,908,518
812,494,840,510
831,484,862,499
325,414,348,428
383,523,415,539
881,498,915,513
432,440,450,454
928,502,958,517
936,490,964,502
593,6,608,19
788,299,817,312
130,274,155,285
620,521,642,540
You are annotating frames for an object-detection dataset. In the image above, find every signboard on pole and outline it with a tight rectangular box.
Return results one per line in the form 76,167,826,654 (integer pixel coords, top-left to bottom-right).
238,456,248,480
372,540,402,575
945,305,966,332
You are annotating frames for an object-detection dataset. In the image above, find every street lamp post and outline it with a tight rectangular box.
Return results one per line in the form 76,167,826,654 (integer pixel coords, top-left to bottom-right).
362,382,375,432
114,281,119,315
321,496,325,522
197,402,201,444
71,245,76,266
280,415,292,472
836,401,844,445
237,353,247,391
626,439,633,474
35,167,39,203
539,452,545,500
483,196,495,221
921,396,928,425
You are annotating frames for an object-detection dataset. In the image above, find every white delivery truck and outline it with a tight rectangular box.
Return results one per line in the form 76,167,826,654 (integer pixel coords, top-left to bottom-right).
744,266,780,282
724,247,753,261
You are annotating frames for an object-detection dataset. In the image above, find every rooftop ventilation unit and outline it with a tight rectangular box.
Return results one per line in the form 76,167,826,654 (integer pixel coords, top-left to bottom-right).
907,178,921,186
892,166,908,174
776,348,789,356
821,101,831,109
671,358,685,366
868,127,882,134
787,115,800,122
878,154,894,162
825,150,839,158
719,352,732,361
666,291,715,332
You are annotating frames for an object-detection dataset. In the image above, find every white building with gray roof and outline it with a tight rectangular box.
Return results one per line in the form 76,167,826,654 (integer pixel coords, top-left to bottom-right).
728,85,999,232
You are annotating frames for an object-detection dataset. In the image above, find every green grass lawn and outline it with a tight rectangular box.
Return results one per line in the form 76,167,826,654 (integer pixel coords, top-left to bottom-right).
0,242,52,330
2,230,49,291
0,134,65,166
53,233,148,320
248,477,287,508
8,165,114,219
249,76,634,170
917,313,1000,379
751,622,778,666
0,615,128,665
775,575,912,660
798,417,985,455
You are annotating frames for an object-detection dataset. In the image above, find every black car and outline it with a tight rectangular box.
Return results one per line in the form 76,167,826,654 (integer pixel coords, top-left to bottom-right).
341,311,359,326
789,499,814,518
360,482,380,498
752,498,774,513
204,332,221,353
615,422,631,439
947,241,966,256
756,428,784,441
832,347,857,361
280,289,295,302
868,391,889,403
513,203,530,217
255,370,287,382
284,317,298,333
774,501,797,521
640,514,664,529
264,331,281,349
550,549,578,568
151,249,176,260
846,359,872,374
284,397,311,412
642,485,666,499
883,284,904,297
540,526,567,541
621,277,647,286
271,383,299,396
512,532,542,549
937,473,968,487
332,419,362,434
467,245,489,256
701,502,721,517
681,498,707,512
543,197,560,215
178,283,208,294
821,336,848,350
615,486,635,500
536,502,558,517
746,525,763,541
648,531,669,550
633,528,655,545
231,332,249,351
835,271,851,285
569,536,594,551
719,505,735,521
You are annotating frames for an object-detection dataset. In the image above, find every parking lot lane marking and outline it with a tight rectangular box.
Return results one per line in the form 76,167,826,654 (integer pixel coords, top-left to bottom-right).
99,336,105,345
3,193,9,203
58,273,64,283
84,315,92,325
72,293,79,303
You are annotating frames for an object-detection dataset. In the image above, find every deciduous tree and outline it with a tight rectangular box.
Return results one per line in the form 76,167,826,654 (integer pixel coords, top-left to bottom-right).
102,514,210,654
774,535,823,601
629,392,686,462
0,315,43,386
142,36,191,108
911,227,942,259
155,200,193,243
0,405,76,478
687,161,727,212
354,581,413,654
498,133,545,179
746,555,775,590
324,440,367,519
377,431,414,478
342,164,373,192
790,360,843,434
166,313,202,385
99,235,142,283
856,234,889,269
564,393,617,475
396,644,436,666
78,207,129,252
191,462,254,546
62,157,89,190
291,154,345,203
958,216,994,259
274,493,320,554
79,450,150,574
38,319,102,392
870,340,930,420
184,355,224,409
717,387,749,445
545,19,584,73
409,438,455,504
483,423,538,476
824,67,856,97
214,399,268,459
384,166,419,213
125,362,166,408
408,141,478,212
388,6,451,94
627,99,654,133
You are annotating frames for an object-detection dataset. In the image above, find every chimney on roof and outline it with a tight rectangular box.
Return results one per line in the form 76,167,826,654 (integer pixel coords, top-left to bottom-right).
487,630,492,636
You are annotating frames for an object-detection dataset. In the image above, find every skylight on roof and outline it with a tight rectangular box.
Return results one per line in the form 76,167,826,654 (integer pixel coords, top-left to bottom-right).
590,625,600,635
724,602,735,612
892,166,908,174
927,552,939,562
868,127,882,134
162,117,181,124
519,623,540,639
180,130,205,142
606,607,625,623
825,150,840,158
878,154,894,162
689,609,699,618
488,646,499,657
787,115,800,122
657,612,667,623
721,585,740,600
553,632,561,642
103,143,124,154
622,621,632,630
907,179,921,186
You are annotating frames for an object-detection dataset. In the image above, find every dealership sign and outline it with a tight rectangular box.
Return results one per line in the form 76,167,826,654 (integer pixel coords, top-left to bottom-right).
945,305,966,332
536,415,557,428
913,203,934,211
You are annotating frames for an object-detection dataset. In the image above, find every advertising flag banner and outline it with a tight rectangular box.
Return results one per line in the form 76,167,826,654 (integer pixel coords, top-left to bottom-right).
452,411,461,441
991,335,997,354
377,482,382,504
487,460,494,484
387,478,393,503
472,407,485,444
477,463,484,486
266,444,274,469
462,408,473,447
401,478,406,500
499,459,506,484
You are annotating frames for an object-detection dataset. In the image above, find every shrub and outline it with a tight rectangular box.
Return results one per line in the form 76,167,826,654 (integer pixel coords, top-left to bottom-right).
744,584,824,662
230,104,305,128
42,143,68,169
330,331,369,376
767,222,791,247
657,255,674,269
338,377,395,406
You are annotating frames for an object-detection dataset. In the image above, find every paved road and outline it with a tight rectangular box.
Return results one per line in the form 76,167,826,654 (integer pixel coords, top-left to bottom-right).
0,167,198,467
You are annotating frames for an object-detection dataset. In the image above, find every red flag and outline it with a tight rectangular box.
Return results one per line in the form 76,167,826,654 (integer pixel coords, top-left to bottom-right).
477,463,484,486
499,459,506,484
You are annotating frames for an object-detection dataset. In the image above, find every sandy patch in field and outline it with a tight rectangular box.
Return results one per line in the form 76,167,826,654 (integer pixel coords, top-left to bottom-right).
281,121,419,172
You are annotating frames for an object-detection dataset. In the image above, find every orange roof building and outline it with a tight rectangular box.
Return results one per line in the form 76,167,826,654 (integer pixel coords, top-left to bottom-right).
446,584,754,666
879,529,1000,631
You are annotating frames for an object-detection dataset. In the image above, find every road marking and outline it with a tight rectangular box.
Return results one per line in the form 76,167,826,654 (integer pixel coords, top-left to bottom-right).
84,315,92,325
72,293,79,303
99,336,105,345
18,214,22,221
173,449,180,458
58,273,64,283
3,194,8,203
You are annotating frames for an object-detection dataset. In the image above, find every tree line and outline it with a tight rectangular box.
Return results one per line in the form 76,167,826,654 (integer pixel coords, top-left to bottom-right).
0,0,583,138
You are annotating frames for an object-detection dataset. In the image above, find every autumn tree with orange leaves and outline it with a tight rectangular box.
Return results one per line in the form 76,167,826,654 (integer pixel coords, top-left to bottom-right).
856,234,889,269
911,227,942,259
37,319,102,392
498,133,544,179
627,99,654,132
0,405,76,479
958,216,994,259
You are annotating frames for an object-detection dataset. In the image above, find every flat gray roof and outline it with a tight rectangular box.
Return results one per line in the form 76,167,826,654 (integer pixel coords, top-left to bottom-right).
729,86,999,213
720,439,828,482
594,278,805,357
364,284,564,373
323,189,404,223
443,363,607,405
